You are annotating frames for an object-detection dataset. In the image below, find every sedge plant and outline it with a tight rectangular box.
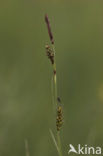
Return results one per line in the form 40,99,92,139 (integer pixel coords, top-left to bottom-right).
45,14,63,156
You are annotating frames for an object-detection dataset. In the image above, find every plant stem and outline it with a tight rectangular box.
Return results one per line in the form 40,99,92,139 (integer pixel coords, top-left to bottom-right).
45,14,63,156
52,45,63,156
57,132,62,156
52,45,57,107
25,139,30,156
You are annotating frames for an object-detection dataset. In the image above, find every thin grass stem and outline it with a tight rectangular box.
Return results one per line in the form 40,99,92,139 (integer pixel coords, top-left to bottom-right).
25,139,30,156
45,14,63,156
51,45,63,156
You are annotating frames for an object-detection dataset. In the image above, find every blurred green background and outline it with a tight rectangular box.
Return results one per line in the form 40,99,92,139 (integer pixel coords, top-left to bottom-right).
0,0,103,156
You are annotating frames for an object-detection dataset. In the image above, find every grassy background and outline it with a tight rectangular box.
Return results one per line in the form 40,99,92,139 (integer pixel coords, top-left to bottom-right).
0,0,103,155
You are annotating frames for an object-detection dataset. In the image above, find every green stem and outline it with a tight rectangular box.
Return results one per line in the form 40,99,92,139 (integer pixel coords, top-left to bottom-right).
57,132,62,156
53,63,57,106
52,45,63,156
52,44,58,107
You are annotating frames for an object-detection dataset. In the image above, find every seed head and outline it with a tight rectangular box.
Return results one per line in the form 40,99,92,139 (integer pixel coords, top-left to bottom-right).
56,105,63,131
45,45,54,64
45,14,54,44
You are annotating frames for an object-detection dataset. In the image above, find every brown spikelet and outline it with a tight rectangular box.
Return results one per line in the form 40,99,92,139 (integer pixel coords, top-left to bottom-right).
45,14,54,44
56,106,63,131
45,45,54,64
